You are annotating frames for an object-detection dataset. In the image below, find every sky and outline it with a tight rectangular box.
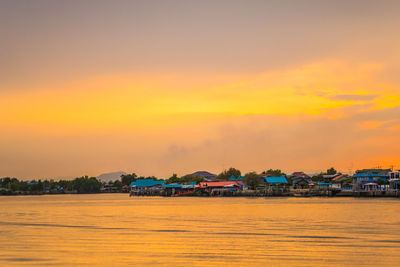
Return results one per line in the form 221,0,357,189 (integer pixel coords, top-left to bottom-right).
1,0,400,179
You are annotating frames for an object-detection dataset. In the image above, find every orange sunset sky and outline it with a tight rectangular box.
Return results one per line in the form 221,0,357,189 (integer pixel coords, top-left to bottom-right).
1,0,400,179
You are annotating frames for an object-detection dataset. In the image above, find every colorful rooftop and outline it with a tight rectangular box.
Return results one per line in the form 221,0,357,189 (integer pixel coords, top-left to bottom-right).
353,173,388,178
130,179,165,187
229,175,244,181
264,176,288,184
197,181,241,188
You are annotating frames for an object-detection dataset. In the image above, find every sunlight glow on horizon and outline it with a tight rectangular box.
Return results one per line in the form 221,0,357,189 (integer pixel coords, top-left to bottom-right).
1,60,398,129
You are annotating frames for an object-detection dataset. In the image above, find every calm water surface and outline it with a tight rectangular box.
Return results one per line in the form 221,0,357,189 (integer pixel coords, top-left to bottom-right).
1,194,400,266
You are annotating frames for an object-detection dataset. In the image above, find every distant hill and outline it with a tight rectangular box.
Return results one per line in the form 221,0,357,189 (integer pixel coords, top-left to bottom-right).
97,171,126,182
190,171,217,181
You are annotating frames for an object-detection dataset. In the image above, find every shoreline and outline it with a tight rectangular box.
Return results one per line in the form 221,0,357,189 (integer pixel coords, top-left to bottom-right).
1,191,400,198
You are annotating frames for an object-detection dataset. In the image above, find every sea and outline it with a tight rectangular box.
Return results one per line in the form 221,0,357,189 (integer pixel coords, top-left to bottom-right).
1,194,400,266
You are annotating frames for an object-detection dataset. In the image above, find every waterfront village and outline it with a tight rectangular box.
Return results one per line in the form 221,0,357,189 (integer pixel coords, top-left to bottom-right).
1,167,400,197
128,168,400,197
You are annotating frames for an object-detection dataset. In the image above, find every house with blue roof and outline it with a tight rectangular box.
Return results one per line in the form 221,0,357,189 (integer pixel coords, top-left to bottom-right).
265,176,288,184
353,173,388,191
389,170,400,190
130,179,165,188
315,182,332,190
292,177,313,189
260,176,289,191
229,175,243,181
129,179,165,196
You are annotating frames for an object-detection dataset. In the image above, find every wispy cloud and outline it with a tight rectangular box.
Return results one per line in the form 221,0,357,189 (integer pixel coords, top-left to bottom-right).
328,94,378,101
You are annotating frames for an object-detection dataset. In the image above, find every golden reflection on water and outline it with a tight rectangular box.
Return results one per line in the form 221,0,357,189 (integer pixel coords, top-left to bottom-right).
1,194,400,266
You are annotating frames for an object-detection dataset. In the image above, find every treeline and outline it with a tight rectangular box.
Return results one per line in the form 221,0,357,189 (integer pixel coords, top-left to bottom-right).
214,167,286,180
0,176,103,195
165,174,205,184
0,173,165,195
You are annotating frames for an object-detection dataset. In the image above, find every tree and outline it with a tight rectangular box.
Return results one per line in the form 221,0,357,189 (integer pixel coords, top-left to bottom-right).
58,179,73,191
165,174,205,184
180,174,205,183
377,178,387,185
311,173,324,182
18,181,29,191
9,178,21,191
216,168,241,181
113,180,123,189
244,172,260,190
72,176,102,193
121,173,137,186
327,168,337,175
262,169,285,177
144,176,159,181
0,177,11,188
166,174,180,184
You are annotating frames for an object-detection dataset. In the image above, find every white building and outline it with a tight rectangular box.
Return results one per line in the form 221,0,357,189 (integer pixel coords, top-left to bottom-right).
389,170,400,179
